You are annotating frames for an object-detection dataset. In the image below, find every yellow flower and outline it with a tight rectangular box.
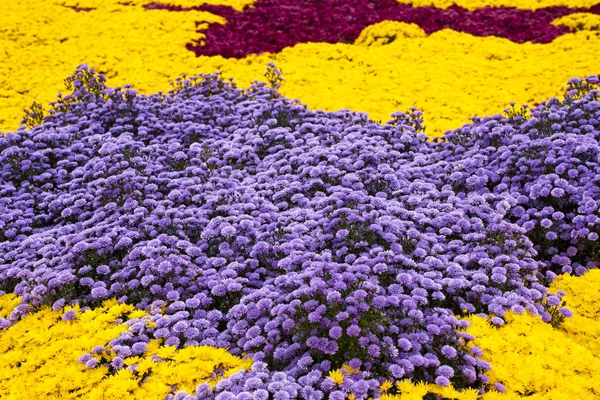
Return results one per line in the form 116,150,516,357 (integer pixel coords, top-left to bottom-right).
123,356,142,366
459,269,600,399
102,298,119,309
412,381,432,397
128,310,147,319
457,388,481,400
342,363,360,375
327,369,345,385
380,379,393,392
354,21,426,47
396,379,416,393
154,345,177,360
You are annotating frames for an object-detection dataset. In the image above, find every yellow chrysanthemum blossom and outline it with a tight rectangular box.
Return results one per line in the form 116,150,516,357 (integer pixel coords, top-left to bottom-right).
327,369,345,385
342,363,361,375
380,379,394,392
549,270,600,356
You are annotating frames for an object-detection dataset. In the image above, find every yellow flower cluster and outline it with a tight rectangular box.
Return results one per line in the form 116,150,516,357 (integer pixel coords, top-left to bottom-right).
354,21,427,46
0,296,252,399
2,1,600,137
326,363,364,386
552,12,600,31
0,293,21,319
268,28,600,136
378,379,482,400
465,269,600,400
393,0,600,10
547,270,600,357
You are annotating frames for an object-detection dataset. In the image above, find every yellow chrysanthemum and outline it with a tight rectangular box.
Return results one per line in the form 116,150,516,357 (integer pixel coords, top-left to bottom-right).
396,379,416,393
458,269,600,399
380,379,394,392
342,363,360,375
327,369,345,385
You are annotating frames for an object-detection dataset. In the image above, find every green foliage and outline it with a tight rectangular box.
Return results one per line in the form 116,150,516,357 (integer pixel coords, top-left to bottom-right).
264,62,284,89
21,101,45,129
504,102,529,124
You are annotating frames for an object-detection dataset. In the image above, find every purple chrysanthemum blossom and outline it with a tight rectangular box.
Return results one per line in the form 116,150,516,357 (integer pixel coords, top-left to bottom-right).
559,308,574,318
435,376,450,387
62,310,77,321
441,345,457,359
494,382,506,392
437,365,455,378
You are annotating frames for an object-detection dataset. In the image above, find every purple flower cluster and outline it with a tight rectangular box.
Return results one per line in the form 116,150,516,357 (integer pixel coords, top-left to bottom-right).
0,66,596,398
430,76,600,281
144,0,600,58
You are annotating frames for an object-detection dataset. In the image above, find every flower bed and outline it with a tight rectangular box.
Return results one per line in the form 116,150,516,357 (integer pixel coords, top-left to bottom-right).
1,0,599,135
1,65,599,398
161,0,600,57
3,0,600,398
0,295,252,399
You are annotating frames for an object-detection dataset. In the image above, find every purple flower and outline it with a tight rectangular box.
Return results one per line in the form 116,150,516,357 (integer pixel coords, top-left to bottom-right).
52,299,66,311
91,287,109,299
132,342,148,354
78,353,93,364
510,305,525,314
347,325,361,337
368,344,380,358
546,295,561,307
165,336,180,347
559,308,573,318
329,326,342,340
112,356,124,369
441,345,457,359
297,355,313,369
435,376,450,387
62,310,77,321
437,365,454,378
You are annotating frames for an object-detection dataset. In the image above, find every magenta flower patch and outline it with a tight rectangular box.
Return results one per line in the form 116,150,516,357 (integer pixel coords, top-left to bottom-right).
145,0,600,58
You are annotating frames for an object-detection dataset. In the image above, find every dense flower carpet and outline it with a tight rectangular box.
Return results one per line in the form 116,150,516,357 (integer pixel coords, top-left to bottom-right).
1,0,600,399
